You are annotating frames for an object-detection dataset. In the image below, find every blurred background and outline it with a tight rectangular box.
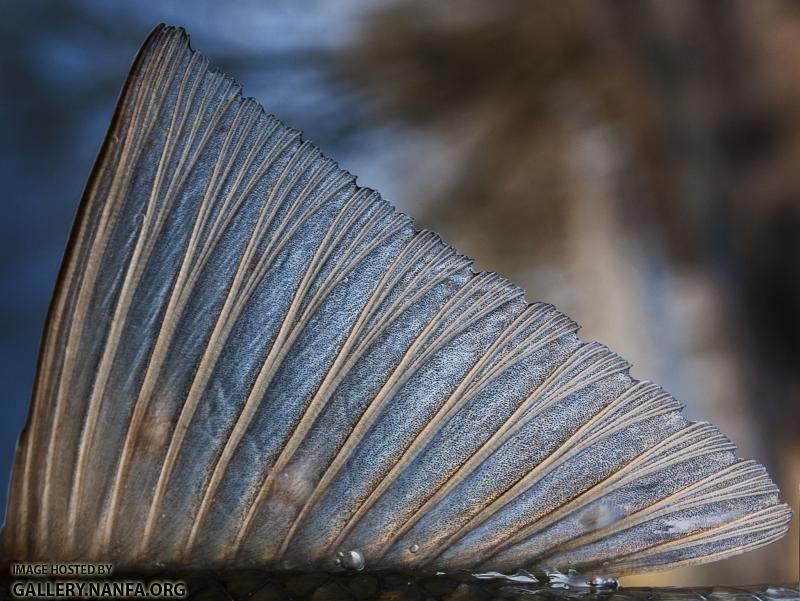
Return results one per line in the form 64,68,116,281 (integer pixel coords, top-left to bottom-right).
0,0,797,586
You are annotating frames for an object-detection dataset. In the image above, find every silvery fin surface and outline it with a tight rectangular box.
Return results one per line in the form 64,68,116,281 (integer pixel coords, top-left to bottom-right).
1,24,790,575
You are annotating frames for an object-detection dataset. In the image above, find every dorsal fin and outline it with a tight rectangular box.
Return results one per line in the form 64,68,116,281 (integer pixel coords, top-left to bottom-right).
2,25,790,575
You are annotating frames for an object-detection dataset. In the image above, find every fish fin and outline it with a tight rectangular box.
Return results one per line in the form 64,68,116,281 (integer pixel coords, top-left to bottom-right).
3,25,790,576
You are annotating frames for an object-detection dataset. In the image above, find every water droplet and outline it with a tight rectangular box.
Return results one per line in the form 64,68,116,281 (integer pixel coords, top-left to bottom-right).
545,569,617,590
335,549,365,571
589,577,618,589
409,544,419,553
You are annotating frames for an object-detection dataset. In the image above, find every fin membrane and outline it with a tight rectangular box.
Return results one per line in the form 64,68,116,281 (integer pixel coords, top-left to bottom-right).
2,25,790,574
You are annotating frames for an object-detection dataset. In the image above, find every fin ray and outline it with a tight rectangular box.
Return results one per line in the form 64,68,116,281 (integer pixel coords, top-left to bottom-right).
3,25,789,577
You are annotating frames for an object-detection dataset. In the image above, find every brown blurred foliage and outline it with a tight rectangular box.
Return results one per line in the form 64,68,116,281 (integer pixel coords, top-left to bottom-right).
338,0,800,586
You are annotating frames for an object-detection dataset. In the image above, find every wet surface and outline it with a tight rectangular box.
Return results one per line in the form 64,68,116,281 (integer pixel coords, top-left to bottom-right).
3,570,797,601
